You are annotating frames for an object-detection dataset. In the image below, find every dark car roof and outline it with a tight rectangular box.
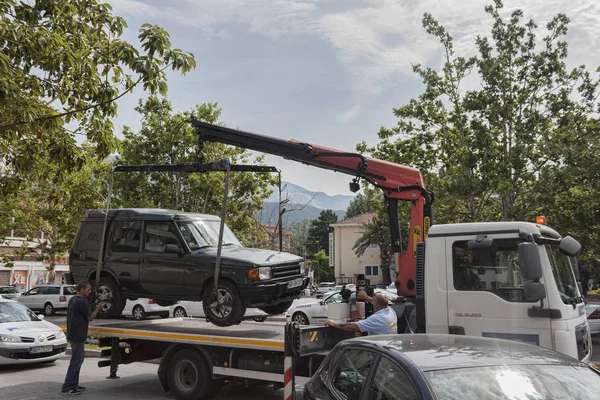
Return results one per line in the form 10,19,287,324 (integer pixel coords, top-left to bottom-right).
340,334,582,371
83,208,219,221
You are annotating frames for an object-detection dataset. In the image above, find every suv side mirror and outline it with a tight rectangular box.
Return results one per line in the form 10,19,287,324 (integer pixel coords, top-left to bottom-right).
164,244,181,254
519,242,543,281
559,236,582,257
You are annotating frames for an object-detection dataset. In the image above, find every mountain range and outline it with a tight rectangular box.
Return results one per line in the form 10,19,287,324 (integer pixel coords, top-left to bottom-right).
259,182,355,226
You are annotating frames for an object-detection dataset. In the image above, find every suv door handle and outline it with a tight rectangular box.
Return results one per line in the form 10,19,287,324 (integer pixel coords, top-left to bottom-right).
141,258,148,263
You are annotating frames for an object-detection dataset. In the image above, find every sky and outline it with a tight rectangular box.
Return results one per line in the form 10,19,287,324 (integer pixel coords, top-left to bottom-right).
105,0,600,195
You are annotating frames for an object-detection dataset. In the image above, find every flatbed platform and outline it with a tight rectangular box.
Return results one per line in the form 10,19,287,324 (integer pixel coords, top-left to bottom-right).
89,318,286,351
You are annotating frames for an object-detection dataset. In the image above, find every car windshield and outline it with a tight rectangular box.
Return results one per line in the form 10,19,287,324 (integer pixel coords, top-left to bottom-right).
0,301,41,323
426,364,599,399
545,245,581,304
0,287,17,294
177,219,243,250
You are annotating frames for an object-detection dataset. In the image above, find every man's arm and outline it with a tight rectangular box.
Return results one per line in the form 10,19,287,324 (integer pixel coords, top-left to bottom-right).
88,303,103,321
325,319,360,332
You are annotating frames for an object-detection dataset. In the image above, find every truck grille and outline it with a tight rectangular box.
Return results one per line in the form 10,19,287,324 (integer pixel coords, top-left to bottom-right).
272,263,301,279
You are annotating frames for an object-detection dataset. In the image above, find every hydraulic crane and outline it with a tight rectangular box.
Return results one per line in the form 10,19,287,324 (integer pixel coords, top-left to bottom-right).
191,120,434,297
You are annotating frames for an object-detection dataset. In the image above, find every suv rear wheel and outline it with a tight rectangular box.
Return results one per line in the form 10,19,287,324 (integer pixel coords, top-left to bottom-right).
260,300,293,315
202,280,245,327
95,277,126,318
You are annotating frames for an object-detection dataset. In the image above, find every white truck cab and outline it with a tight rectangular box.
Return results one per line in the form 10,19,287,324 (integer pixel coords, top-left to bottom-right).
420,222,590,362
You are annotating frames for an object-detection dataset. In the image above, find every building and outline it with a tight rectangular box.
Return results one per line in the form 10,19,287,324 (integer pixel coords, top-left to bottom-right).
330,213,383,285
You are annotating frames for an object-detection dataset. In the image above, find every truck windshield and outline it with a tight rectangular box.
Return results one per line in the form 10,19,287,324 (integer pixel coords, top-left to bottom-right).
177,220,243,250
545,245,581,304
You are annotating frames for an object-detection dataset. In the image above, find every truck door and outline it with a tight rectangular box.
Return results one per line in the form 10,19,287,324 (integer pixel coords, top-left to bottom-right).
139,222,186,297
445,236,552,349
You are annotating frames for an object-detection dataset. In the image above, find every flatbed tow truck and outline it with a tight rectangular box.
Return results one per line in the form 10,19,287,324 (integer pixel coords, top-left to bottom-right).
89,318,352,400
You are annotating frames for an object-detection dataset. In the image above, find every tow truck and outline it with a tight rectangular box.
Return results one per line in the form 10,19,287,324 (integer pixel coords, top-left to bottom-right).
88,120,590,400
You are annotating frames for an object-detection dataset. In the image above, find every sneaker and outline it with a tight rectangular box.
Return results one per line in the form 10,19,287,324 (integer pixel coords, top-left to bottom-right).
76,386,86,392
61,389,81,395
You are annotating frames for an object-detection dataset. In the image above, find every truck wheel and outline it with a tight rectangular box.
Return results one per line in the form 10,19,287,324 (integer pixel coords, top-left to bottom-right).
132,305,146,320
95,277,126,318
202,281,245,327
44,302,55,316
260,301,293,315
167,349,211,400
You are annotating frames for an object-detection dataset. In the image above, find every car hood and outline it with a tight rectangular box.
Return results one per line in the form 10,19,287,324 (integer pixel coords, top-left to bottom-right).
194,246,303,266
0,320,62,335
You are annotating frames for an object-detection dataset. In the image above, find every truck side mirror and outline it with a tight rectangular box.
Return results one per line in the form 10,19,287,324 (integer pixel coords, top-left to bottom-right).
524,282,546,302
559,236,582,257
519,242,543,281
164,244,181,254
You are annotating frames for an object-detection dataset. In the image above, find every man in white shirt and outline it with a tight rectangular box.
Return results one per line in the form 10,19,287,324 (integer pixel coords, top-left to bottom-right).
325,291,397,335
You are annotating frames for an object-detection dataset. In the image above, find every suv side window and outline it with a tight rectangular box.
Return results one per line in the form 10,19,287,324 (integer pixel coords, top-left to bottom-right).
453,239,530,302
144,222,181,253
111,220,142,253
74,222,104,261
331,349,375,400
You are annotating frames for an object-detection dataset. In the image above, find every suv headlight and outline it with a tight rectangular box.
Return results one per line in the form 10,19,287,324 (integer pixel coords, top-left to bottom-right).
0,334,20,343
258,267,272,280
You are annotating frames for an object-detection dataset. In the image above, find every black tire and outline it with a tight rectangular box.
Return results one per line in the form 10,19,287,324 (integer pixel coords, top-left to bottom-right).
292,312,309,325
95,277,126,318
132,305,146,320
259,301,293,315
43,302,55,316
202,280,245,327
253,316,267,323
167,349,212,400
173,306,188,318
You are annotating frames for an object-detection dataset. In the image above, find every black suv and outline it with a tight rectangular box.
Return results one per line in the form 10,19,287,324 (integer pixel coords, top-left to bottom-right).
68,209,308,326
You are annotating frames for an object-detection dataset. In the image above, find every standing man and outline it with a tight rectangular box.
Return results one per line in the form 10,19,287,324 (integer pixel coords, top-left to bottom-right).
62,281,102,395
325,291,397,335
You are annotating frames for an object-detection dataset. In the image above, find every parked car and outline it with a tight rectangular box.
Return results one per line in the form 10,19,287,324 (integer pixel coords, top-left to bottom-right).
303,333,600,400
169,300,269,322
386,282,397,295
0,298,67,365
286,289,399,325
0,286,21,300
585,303,600,335
16,284,76,316
316,282,336,298
122,298,170,320
69,209,309,326
323,284,356,298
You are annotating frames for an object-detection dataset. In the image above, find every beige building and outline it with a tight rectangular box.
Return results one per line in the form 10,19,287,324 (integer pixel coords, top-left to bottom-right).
330,213,383,285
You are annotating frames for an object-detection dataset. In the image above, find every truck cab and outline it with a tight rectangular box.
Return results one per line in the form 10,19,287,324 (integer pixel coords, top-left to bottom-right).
422,222,590,362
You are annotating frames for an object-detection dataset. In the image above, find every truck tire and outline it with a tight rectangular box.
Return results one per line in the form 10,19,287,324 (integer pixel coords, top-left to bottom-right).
259,301,293,315
202,281,245,327
167,349,212,400
95,277,126,318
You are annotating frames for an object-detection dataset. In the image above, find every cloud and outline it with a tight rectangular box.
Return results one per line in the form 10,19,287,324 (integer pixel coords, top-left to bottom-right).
338,104,362,123
107,0,600,97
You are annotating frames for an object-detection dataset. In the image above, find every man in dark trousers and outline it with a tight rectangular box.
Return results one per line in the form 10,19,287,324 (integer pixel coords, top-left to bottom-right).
62,281,102,395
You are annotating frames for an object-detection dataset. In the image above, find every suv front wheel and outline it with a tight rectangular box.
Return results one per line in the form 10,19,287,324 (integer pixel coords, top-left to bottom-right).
202,280,245,327
95,277,126,318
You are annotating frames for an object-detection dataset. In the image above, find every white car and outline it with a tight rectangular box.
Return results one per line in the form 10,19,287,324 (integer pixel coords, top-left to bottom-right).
0,286,22,300
169,301,270,322
386,282,398,294
316,282,335,298
122,299,170,320
585,303,600,335
16,284,76,316
0,298,67,364
322,284,356,298
285,289,399,325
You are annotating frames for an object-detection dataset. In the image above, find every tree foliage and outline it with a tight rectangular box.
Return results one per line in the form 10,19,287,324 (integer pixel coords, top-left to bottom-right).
344,186,382,219
309,249,334,283
353,212,394,284
0,0,195,193
306,210,338,256
359,0,600,257
112,96,277,245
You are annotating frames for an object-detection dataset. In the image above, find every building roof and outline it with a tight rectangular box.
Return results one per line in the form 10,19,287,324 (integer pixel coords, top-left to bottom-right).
330,212,376,227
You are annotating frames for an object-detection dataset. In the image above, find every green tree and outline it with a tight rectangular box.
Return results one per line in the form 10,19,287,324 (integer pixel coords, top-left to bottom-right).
289,219,311,256
307,210,338,256
0,0,195,193
353,212,393,284
0,150,111,280
344,186,382,219
112,96,277,245
309,249,333,283
360,0,599,227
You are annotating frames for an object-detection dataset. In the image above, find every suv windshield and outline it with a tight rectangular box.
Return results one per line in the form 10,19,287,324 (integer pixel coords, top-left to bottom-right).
0,301,41,323
177,219,243,250
546,245,581,304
